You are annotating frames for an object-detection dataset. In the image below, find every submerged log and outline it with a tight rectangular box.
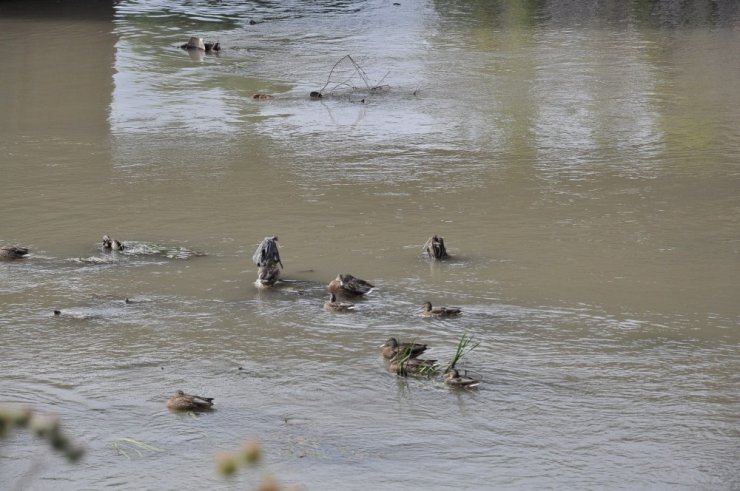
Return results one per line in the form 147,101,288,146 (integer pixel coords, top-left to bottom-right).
252,236,282,268
423,235,448,260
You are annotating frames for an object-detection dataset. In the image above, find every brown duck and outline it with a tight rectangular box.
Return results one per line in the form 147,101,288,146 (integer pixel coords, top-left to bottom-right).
323,293,355,313
166,390,214,411
444,369,480,389
327,273,374,297
420,301,461,318
380,337,428,360
388,358,438,377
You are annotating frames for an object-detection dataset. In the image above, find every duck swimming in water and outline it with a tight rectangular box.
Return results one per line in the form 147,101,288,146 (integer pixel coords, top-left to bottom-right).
444,369,480,389
420,301,461,318
166,390,214,411
327,273,374,297
0,245,29,260
388,357,438,377
180,37,220,52
323,293,355,313
102,235,124,251
380,337,428,360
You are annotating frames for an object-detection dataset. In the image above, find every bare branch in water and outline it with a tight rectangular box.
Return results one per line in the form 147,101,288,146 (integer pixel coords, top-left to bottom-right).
318,55,390,96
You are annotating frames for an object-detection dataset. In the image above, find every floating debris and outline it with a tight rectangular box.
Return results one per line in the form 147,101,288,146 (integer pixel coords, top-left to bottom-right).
422,235,448,260
102,235,124,251
0,245,29,260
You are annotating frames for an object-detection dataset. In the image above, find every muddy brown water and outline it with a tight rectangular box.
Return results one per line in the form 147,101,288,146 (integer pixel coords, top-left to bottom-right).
1,1,739,489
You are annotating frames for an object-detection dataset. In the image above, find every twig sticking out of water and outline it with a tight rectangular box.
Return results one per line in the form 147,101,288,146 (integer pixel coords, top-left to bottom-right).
444,334,479,375
318,54,390,96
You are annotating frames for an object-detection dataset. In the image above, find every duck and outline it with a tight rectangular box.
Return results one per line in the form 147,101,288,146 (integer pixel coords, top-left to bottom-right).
380,337,428,360
388,357,438,377
327,273,374,297
166,390,214,411
0,245,29,260
253,93,274,101
180,37,221,52
421,301,461,318
323,293,355,313
423,234,448,260
102,235,124,251
444,369,480,389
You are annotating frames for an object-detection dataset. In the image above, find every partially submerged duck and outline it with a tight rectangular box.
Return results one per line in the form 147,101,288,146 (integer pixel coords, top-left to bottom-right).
102,235,124,251
423,235,449,260
421,301,461,318
444,369,480,389
327,273,374,297
166,390,214,411
388,358,437,377
381,337,428,360
323,293,355,313
180,36,220,52
0,245,29,260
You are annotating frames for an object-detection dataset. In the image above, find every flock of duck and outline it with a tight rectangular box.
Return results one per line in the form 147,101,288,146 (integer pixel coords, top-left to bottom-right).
2,233,480,413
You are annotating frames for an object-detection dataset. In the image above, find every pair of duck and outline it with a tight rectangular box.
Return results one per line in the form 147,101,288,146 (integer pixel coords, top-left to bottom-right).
323,273,462,317
323,273,374,312
380,337,479,388
3,235,127,258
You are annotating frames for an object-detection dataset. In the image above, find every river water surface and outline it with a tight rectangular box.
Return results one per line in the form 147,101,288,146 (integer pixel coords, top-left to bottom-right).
1,1,739,489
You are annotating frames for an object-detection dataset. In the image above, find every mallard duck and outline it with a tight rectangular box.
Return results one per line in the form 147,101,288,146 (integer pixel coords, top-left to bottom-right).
327,273,374,297
388,358,437,377
166,390,214,411
444,369,480,389
423,235,448,260
323,293,355,313
380,337,428,360
421,301,461,318
102,235,124,251
0,245,29,259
